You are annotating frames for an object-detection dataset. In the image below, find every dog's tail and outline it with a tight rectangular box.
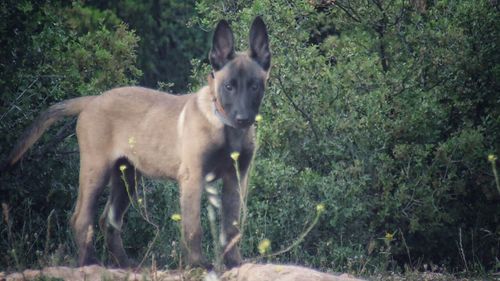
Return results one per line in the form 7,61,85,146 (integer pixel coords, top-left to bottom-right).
3,96,96,169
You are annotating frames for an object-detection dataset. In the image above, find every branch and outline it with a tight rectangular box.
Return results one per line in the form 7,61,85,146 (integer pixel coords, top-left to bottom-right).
276,70,320,142
335,1,362,22
37,119,77,157
0,77,39,122
371,0,384,11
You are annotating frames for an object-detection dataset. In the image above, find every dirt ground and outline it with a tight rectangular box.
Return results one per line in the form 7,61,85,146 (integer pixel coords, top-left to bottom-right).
1,263,493,281
0,263,363,281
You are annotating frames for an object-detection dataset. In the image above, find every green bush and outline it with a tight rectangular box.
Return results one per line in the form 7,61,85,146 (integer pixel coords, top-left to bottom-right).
86,0,209,92
0,1,140,269
192,0,500,273
1,0,499,275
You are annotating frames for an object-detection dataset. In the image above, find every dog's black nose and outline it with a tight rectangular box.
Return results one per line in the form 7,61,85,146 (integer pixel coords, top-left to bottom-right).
236,114,250,126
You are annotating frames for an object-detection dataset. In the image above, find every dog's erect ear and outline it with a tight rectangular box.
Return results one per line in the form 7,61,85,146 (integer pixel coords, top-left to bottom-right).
210,20,235,71
249,16,271,71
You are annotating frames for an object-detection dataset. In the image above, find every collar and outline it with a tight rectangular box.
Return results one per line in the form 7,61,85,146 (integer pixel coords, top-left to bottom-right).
213,103,234,127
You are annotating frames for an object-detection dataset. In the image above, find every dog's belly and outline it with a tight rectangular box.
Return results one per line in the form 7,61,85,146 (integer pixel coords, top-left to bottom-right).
113,115,183,180
128,142,180,180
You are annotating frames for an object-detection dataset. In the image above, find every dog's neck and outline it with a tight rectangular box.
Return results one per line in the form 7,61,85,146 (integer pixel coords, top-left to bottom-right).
207,73,239,128
213,106,234,127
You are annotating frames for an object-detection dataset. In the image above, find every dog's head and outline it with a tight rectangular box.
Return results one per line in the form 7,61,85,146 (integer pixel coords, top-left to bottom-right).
209,17,271,129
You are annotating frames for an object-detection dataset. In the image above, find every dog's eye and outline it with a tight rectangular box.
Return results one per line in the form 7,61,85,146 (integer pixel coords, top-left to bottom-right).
250,83,259,91
225,83,233,91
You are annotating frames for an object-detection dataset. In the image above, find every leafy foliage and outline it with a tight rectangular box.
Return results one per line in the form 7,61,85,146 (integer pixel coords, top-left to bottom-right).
0,0,140,268
86,0,209,92
1,0,499,275
192,0,500,272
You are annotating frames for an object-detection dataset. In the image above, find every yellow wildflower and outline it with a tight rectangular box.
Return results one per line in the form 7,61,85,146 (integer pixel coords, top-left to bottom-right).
255,114,263,123
258,239,271,254
119,165,127,172
230,151,240,161
488,154,497,163
316,203,325,214
138,198,143,204
171,213,182,222
128,136,136,148
385,232,394,242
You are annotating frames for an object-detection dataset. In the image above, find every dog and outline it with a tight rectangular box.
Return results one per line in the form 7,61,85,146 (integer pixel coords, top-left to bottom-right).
4,17,271,268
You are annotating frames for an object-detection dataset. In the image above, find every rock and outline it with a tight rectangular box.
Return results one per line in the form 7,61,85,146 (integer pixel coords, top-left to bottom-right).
0,265,183,281
221,263,365,281
0,263,364,281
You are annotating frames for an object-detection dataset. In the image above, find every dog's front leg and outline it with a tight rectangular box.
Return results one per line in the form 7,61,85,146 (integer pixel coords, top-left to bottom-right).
221,165,248,268
178,166,208,268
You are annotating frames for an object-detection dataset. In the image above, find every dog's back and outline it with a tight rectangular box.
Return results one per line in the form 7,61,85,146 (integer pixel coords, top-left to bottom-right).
4,86,193,176
76,86,196,180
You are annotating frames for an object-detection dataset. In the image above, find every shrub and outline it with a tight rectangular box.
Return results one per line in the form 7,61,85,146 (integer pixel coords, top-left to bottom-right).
192,0,500,272
0,1,140,269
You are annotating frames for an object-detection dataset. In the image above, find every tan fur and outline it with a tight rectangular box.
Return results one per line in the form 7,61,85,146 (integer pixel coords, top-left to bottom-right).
5,85,253,267
5,17,270,269
6,96,95,165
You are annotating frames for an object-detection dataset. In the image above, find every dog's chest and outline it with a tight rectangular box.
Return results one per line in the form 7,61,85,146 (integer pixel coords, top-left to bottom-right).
225,126,249,153
202,126,253,177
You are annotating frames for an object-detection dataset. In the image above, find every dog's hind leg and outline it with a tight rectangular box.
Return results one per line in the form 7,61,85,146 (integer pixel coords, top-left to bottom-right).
71,156,111,266
99,159,138,268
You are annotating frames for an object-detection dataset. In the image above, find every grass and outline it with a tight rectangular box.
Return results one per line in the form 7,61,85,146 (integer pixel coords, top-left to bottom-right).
1,180,498,280
1,139,498,279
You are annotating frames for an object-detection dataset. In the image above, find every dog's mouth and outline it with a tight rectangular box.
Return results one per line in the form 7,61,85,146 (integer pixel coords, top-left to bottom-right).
235,118,254,128
213,103,256,129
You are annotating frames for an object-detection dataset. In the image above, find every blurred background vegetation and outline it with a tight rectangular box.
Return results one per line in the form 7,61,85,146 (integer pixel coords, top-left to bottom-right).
1,0,499,276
